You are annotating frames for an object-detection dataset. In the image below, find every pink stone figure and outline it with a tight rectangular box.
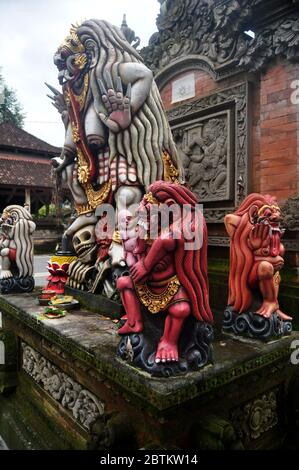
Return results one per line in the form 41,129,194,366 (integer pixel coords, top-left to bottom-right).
118,209,146,268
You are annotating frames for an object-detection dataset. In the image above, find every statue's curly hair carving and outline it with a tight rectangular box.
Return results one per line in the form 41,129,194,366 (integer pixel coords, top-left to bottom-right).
4,205,36,277
228,193,278,312
148,181,213,323
76,19,181,187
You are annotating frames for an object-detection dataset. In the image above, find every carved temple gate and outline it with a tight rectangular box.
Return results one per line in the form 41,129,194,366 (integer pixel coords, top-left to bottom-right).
141,0,299,318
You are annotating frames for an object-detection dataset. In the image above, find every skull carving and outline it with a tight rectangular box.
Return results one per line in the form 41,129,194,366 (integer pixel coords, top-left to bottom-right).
72,225,96,262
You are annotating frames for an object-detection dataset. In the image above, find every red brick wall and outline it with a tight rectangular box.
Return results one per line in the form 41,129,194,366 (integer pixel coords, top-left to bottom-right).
254,59,299,202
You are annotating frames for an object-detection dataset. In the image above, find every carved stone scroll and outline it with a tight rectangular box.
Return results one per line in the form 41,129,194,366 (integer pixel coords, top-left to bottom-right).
22,342,105,431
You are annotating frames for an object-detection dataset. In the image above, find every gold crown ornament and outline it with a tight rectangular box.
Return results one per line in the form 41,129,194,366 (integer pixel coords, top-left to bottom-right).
59,24,85,54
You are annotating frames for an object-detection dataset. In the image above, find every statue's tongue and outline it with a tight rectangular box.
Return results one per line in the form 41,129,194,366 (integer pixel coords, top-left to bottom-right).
270,230,280,256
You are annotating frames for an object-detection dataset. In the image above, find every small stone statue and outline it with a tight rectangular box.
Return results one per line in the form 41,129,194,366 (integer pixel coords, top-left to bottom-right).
0,205,36,294
117,181,214,376
223,193,292,341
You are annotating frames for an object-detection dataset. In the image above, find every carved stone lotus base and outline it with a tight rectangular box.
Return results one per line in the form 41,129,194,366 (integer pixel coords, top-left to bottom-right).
223,306,292,342
0,276,35,295
118,312,214,377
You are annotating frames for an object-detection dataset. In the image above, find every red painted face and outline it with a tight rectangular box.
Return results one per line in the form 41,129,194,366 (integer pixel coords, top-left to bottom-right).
256,204,282,256
257,204,281,227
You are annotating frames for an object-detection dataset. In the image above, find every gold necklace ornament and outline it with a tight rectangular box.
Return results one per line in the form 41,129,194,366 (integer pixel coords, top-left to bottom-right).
135,275,180,314
84,179,112,209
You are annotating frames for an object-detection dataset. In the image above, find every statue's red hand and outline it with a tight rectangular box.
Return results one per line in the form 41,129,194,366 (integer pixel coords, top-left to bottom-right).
248,223,270,251
131,260,148,284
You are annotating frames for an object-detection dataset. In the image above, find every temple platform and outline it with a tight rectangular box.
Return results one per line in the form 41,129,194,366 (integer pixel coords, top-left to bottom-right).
0,291,299,450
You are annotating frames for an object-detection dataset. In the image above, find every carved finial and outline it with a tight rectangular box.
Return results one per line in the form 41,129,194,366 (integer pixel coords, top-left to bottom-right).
121,14,127,29
120,14,140,49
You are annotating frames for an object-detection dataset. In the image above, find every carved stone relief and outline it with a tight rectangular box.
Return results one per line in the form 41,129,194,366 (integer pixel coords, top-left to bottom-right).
22,342,105,431
171,82,250,222
175,111,231,202
230,388,279,441
282,197,299,231
141,0,251,75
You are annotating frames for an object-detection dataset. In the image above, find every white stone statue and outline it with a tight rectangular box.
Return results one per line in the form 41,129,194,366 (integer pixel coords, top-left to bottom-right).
0,205,36,293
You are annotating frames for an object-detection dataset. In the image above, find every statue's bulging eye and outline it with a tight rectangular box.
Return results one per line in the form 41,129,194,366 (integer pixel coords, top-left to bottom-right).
264,209,272,217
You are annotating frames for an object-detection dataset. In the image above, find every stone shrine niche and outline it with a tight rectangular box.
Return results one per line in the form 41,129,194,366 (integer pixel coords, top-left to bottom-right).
169,81,250,223
175,110,232,203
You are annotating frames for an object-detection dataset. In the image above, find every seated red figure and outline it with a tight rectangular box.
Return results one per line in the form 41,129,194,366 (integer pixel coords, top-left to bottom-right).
117,181,213,374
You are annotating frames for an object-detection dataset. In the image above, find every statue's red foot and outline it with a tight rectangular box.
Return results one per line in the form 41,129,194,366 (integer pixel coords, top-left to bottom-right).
155,340,178,363
276,309,292,321
118,320,143,335
256,301,279,318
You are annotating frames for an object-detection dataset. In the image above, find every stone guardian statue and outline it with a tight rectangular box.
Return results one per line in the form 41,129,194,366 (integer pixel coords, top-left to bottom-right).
0,205,36,294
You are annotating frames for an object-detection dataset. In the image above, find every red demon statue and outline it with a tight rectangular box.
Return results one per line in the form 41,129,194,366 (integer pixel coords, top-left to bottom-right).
117,181,214,376
223,193,292,341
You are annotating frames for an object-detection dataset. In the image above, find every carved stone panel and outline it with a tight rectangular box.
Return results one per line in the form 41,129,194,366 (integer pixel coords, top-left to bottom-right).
171,82,250,222
176,110,232,202
230,388,279,442
21,342,105,431
282,197,299,231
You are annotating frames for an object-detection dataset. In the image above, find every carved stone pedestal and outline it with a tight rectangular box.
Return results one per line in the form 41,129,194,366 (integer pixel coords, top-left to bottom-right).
118,312,214,377
223,306,293,342
0,276,35,295
0,293,298,450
